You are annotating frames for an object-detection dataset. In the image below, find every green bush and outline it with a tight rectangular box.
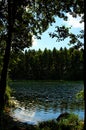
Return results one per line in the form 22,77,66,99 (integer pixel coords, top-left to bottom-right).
37,113,83,130
57,113,83,130
76,90,84,99
5,85,12,106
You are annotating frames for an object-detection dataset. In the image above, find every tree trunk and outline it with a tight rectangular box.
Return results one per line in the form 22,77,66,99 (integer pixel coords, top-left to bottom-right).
0,0,12,129
84,82,86,129
84,27,86,130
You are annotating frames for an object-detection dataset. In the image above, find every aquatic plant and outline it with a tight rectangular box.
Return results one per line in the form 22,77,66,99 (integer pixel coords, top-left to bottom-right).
76,90,84,99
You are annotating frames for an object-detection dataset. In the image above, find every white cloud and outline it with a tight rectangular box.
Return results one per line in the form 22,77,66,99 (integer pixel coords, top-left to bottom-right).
65,14,84,29
32,36,38,46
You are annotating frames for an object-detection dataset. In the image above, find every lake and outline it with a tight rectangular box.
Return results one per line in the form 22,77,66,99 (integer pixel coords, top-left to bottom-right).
9,81,84,125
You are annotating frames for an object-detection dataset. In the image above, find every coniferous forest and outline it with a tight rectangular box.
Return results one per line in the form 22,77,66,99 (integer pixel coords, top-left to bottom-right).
8,47,83,81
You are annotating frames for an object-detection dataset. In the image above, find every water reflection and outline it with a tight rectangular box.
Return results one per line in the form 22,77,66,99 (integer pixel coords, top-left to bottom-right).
10,97,84,125
10,81,84,124
11,106,36,124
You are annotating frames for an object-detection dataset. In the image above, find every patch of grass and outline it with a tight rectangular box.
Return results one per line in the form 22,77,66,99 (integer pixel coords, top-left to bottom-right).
37,113,84,130
5,85,12,106
57,113,84,130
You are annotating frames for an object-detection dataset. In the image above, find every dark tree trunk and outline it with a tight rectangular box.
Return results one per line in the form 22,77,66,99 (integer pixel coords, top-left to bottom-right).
83,63,86,130
0,0,13,129
84,4,86,128
84,25,86,130
84,80,86,128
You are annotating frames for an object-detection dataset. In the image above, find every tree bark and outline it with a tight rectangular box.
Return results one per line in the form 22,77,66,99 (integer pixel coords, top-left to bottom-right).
0,0,13,129
83,1,86,128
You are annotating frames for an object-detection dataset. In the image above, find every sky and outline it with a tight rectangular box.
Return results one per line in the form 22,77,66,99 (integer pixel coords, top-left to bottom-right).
29,14,84,51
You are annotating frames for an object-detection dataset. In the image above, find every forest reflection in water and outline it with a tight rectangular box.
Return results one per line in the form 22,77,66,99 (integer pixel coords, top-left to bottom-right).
9,81,84,124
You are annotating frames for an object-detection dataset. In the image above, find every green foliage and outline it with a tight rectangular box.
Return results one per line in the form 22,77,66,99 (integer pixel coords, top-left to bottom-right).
0,0,84,52
9,48,83,81
5,86,12,106
58,114,84,130
49,27,84,49
36,114,83,130
76,90,84,99
39,114,83,130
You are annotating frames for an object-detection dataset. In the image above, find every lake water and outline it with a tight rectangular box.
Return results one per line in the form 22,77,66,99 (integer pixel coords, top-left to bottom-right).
9,81,84,125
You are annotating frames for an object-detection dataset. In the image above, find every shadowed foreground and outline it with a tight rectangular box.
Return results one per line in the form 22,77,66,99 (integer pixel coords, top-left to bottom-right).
1,112,84,130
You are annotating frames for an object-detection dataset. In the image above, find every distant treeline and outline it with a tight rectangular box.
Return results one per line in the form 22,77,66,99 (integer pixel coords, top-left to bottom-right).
9,47,83,80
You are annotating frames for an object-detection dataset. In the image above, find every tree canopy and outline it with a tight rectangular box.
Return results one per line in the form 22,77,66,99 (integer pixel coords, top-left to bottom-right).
9,48,83,81
0,0,84,51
